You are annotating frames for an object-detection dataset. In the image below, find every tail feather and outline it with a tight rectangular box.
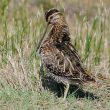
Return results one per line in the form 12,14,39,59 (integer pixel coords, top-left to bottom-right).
95,72,110,83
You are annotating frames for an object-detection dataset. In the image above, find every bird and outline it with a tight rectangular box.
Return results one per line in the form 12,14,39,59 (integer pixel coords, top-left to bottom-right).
38,8,95,100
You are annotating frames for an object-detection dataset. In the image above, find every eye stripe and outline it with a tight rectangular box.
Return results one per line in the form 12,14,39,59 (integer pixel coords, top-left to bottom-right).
48,12,61,21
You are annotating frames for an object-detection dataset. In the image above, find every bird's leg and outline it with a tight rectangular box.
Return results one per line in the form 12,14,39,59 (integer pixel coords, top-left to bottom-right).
63,83,70,100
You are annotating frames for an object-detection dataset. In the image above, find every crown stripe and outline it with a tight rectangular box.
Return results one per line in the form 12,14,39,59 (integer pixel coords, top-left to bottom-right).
45,8,59,22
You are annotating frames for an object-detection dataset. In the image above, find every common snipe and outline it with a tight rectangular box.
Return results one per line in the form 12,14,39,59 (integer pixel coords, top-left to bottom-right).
38,8,95,99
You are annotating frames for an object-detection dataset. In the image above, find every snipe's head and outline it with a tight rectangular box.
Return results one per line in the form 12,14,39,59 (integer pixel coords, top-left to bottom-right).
45,8,64,25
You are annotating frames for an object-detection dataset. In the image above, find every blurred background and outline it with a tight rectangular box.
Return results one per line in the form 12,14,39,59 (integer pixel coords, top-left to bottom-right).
0,0,110,92
0,0,110,90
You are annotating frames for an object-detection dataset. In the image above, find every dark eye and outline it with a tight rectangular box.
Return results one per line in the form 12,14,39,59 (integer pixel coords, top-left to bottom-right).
50,16,53,19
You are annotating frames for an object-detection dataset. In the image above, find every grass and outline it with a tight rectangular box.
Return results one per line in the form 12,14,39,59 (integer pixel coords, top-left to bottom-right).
0,0,110,110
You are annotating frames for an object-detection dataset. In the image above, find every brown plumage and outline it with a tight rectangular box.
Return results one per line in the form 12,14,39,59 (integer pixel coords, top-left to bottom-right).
38,8,95,99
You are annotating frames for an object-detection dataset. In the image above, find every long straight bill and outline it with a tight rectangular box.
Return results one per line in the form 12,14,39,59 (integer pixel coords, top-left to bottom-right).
36,23,49,53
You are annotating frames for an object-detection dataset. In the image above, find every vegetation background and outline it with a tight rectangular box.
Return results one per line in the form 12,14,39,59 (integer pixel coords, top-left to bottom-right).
0,0,110,110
